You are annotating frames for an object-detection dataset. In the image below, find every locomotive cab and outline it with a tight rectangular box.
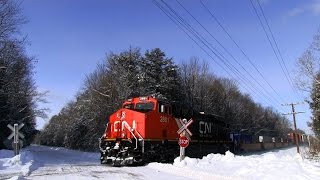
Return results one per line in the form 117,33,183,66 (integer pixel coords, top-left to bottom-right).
122,97,171,113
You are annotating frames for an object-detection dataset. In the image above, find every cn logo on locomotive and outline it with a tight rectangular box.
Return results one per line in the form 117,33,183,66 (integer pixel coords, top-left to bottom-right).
113,120,133,132
199,121,213,134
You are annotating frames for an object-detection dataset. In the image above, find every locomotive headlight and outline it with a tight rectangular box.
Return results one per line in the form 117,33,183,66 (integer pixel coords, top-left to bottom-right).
122,133,125,137
114,143,120,150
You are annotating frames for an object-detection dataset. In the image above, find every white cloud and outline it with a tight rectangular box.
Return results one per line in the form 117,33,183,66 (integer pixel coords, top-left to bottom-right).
287,7,305,17
310,1,320,15
286,0,320,18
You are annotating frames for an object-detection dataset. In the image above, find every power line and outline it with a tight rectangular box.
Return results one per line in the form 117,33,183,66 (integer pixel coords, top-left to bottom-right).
175,0,275,103
153,0,286,111
152,0,264,103
152,0,230,77
159,0,277,106
173,0,285,108
255,0,295,87
199,0,285,103
155,0,287,110
153,1,245,88
249,0,297,98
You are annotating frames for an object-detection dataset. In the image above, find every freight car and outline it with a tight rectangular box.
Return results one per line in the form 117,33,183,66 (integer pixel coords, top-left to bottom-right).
99,96,231,166
287,132,305,144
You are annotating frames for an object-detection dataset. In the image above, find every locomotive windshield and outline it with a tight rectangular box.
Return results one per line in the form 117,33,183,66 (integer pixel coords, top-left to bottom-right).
123,103,134,109
135,102,154,112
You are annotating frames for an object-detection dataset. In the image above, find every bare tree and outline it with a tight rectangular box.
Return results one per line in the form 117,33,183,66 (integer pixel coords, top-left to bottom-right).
0,0,27,41
295,29,320,139
294,30,320,92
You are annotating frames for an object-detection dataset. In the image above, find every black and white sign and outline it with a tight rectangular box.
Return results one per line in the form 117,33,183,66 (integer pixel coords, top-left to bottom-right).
7,123,25,142
176,118,193,136
7,123,24,155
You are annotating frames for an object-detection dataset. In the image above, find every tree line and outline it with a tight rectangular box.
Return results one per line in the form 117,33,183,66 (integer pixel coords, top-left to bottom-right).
0,0,45,149
37,47,291,151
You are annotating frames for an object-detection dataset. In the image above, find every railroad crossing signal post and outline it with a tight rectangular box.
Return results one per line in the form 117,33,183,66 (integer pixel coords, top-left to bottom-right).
176,118,193,161
7,123,24,155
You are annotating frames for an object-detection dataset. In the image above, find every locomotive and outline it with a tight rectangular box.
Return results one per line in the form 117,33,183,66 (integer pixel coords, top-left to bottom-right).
99,96,231,166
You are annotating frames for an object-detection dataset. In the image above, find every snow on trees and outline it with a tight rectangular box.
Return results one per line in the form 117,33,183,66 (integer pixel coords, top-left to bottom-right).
39,47,291,151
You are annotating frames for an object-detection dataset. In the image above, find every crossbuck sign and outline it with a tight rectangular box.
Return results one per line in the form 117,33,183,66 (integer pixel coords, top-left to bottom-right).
7,123,25,142
177,118,193,137
7,123,24,155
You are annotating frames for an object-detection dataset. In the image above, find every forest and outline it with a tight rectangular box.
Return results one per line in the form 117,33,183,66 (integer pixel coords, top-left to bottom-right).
37,47,292,151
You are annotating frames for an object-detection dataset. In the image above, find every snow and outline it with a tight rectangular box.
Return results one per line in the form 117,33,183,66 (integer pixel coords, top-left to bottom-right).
0,145,319,180
169,148,320,180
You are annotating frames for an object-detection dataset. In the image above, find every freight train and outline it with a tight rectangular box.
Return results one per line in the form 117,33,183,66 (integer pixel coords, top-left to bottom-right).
98,96,232,166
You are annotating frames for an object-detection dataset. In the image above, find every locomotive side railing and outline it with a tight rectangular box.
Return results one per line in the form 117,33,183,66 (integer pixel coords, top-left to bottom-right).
99,123,109,153
122,120,144,153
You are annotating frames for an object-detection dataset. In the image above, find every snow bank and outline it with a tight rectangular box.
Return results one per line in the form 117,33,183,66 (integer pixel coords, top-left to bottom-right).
0,148,34,178
170,148,320,180
3,154,21,167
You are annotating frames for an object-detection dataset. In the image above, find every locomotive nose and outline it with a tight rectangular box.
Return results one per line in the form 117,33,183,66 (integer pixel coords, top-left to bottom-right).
112,109,136,139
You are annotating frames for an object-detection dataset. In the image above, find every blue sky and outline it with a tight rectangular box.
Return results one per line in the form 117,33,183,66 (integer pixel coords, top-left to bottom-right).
20,0,320,132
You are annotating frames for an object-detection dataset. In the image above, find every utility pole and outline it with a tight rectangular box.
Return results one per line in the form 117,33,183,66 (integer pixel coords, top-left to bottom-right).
282,102,305,154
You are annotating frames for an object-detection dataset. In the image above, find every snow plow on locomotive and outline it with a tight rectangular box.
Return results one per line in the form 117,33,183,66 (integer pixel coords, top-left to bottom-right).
99,96,232,166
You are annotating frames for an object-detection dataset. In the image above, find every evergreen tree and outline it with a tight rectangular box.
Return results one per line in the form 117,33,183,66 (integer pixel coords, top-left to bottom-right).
139,48,182,102
309,73,320,137
161,59,183,102
107,47,141,99
140,48,167,96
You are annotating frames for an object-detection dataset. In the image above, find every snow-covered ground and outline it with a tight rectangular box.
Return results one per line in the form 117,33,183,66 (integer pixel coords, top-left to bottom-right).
0,145,319,180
